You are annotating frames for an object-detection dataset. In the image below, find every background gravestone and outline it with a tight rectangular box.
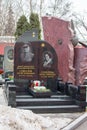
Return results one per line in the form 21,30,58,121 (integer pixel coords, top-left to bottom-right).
0,55,4,70
16,28,39,43
4,46,14,73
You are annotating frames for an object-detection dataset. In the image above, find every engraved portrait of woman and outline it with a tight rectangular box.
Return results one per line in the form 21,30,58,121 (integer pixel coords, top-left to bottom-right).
43,51,53,67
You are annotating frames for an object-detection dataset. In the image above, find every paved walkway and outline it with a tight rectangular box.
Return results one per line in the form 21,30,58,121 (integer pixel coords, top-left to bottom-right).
74,120,87,130
63,113,87,130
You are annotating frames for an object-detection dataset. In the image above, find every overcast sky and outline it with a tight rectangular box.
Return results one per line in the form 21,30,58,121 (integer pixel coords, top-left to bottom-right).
71,0,87,13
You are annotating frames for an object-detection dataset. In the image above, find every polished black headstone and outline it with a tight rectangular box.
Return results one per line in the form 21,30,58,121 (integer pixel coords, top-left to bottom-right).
16,28,39,43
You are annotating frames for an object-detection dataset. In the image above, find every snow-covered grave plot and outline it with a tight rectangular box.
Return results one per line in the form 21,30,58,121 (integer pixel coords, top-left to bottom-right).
0,105,72,130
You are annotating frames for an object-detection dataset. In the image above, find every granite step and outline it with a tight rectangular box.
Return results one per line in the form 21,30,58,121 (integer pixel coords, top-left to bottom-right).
16,97,75,106
17,105,83,113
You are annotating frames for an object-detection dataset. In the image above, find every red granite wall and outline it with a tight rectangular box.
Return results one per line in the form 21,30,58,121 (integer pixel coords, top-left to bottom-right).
74,46,87,85
42,16,75,84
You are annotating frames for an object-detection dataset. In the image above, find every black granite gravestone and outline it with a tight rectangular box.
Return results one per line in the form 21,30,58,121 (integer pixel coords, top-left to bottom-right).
14,29,58,92
16,28,38,43
14,41,58,88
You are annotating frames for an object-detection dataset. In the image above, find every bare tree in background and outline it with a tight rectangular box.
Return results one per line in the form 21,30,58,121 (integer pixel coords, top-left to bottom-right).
29,0,39,14
0,0,8,35
73,13,87,31
71,13,87,42
0,0,27,36
39,0,44,17
47,0,72,18
0,0,2,35
0,0,87,38
30,0,33,14
4,4,15,36
28,0,72,19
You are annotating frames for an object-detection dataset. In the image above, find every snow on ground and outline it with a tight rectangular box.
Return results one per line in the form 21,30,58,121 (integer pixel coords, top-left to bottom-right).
0,105,72,130
0,87,7,105
0,86,72,130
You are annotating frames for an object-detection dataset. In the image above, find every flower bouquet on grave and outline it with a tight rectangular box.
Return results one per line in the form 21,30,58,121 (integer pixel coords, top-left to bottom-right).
30,80,51,93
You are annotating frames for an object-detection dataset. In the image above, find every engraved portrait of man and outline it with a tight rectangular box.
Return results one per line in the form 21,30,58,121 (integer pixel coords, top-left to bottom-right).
20,43,34,62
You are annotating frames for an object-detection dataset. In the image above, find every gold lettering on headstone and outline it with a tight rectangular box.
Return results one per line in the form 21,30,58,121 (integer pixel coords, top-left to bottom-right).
40,71,56,78
17,65,35,76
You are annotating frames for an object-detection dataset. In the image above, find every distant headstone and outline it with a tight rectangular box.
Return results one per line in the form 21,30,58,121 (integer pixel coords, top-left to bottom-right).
16,28,39,43
0,55,4,69
4,46,14,73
